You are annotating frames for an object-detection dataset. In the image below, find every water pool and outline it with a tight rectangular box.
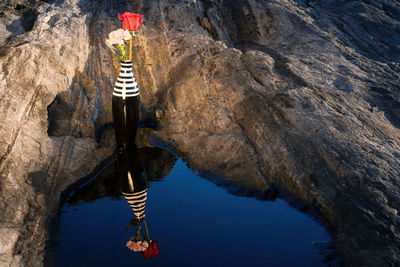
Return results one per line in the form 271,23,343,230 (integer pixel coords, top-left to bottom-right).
54,144,330,266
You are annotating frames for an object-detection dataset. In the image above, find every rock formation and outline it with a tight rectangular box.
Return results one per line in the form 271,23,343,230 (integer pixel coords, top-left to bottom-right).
0,0,399,266
0,0,115,265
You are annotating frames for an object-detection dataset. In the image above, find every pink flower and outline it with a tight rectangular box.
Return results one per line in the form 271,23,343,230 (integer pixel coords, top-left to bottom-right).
107,29,131,45
126,240,149,252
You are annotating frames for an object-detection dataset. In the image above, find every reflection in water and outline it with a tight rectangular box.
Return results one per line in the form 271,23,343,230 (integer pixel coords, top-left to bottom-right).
57,135,330,266
66,145,176,205
117,145,159,258
64,142,176,260
117,145,148,220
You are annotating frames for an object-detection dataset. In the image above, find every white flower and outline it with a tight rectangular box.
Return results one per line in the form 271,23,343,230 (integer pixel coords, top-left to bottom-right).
107,29,131,45
105,39,113,46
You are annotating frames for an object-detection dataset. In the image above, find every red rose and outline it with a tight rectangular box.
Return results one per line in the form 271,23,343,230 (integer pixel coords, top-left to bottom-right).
141,241,160,259
118,12,143,32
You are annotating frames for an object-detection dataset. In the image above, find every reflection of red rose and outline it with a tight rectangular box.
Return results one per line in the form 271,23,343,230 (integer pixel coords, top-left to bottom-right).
141,241,160,259
118,12,143,32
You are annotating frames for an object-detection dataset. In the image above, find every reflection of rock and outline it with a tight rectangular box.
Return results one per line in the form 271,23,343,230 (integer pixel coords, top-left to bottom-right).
140,147,177,181
0,0,399,266
66,143,176,206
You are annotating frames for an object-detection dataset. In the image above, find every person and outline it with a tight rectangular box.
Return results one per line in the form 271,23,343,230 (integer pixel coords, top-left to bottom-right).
112,60,140,148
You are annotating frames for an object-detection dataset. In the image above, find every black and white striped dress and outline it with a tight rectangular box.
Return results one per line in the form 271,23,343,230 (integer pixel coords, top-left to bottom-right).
122,170,147,220
112,61,140,146
118,146,148,220
123,188,147,220
113,61,139,99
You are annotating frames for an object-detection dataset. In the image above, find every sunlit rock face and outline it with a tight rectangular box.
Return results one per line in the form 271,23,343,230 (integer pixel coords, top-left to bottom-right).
137,1,400,265
0,0,399,266
0,0,116,266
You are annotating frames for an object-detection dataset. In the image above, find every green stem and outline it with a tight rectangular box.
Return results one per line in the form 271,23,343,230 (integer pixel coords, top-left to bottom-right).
129,31,133,61
135,224,142,241
143,220,150,241
118,44,126,61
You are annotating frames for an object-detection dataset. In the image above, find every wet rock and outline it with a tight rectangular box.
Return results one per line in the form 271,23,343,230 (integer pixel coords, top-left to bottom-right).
313,241,341,266
0,0,399,266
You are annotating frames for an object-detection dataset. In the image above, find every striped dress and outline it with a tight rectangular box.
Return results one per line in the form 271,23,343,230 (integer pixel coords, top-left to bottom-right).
112,61,140,146
123,189,147,220
118,146,148,220
113,61,139,99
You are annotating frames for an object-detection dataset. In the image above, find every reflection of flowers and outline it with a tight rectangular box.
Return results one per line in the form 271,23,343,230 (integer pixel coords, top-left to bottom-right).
125,219,159,258
126,240,149,252
141,241,160,259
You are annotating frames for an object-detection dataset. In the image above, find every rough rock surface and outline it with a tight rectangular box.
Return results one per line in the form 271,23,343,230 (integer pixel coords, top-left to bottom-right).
0,0,400,266
0,0,116,266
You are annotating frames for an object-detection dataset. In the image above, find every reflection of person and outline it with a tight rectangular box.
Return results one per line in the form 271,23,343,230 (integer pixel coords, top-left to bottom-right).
117,145,160,258
65,142,176,206
116,145,148,220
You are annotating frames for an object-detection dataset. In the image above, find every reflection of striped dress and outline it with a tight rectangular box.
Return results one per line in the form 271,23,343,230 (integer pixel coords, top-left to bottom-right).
123,189,147,220
113,61,139,100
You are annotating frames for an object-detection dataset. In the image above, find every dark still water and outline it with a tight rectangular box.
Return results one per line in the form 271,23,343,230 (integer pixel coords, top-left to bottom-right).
54,144,330,267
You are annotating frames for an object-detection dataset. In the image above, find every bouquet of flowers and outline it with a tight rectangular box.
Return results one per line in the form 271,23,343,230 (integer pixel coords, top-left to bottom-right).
106,12,143,62
125,218,160,259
